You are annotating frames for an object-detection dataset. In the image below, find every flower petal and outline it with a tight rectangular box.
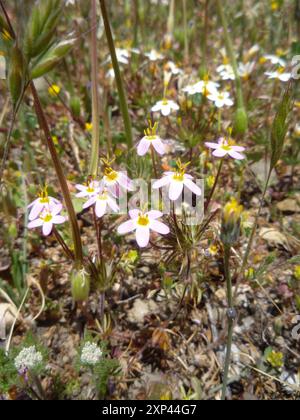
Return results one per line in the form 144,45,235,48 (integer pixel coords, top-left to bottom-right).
28,219,44,229
150,220,170,235
136,226,150,248
147,210,163,220
183,179,202,196
169,181,184,201
152,176,171,189
51,203,63,216
42,222,53,236
152,138,166,155
228,150,245,160
52,215,66,225
212,148,228,158
161,105,171,116
29,202,44,221
95,200,107,218
205,142,219,150
137,138,151,156
118,220,136,235
129,209,140,219
83,196,97,210
107,197,119,213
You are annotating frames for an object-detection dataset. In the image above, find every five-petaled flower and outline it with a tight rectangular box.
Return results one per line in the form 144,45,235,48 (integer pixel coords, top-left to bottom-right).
153,160,202,201
83,189,119,218
205,137,246,160
28,204,66,236
118,209,170,248
75,180,102,199
207,91,234,108
137,121,166,156
28,187,61,221
102,166,134,197
151,98,180,116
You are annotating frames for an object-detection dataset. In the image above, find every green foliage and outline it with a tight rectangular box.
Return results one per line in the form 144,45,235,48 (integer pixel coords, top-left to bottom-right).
8,44,26,107
0,348,18,394
270,83,294,170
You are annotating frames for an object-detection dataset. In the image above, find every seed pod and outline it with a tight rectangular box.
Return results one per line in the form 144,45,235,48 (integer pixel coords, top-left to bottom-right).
24,0,63,59
270,82,293,170
233,106,248,135
29,39,76,80
8,45,25,107
70,96,81,118
71,268,90,302
220,198,243,246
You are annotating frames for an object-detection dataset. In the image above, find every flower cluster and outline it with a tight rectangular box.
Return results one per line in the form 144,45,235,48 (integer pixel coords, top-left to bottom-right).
14,346,43,373
80,342,103,366
27,187,66,236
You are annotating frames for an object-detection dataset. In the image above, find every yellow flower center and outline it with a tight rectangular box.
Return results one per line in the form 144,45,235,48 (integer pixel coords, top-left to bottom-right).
104,168,118,182
162,98,169,106
99,192,108,201
173,172,184,182
41,214,53,223
137,214,150,227
144,121,159,141
39,197,50,204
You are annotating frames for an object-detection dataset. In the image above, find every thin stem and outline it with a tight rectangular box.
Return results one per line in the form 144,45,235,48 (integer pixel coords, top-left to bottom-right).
150,145,159,180
93,207,103,264
99,0,133,148
205,158,224,212
221,245,234,400
30,82,83,265
89,0,100,177
182,0,189,64
53,227,74,261
216,0,245,110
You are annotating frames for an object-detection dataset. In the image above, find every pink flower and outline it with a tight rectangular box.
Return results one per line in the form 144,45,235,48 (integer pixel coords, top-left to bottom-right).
117,209,170,248
137,122,166,156
205,138,246,160
28,204,66,236
75,180,101,198
28,192,61,221
152,161,202,201
83,190,119,218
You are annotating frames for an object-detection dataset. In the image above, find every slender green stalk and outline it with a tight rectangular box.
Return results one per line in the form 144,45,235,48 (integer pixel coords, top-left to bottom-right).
221,245,235,400
205,158,224,212
167,0,175,36
200,0,209,77
182,0,189,63
89,0,100,177
215,0,245,110
99,0,133,148
30,82,84,265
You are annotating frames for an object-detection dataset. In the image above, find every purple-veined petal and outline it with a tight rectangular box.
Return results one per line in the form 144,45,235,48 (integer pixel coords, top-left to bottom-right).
51,203,63,216
28,198,39,209
205,142,219,150
233,145,245,152
136,226,150,248
53,215,66,225
107,197,119,213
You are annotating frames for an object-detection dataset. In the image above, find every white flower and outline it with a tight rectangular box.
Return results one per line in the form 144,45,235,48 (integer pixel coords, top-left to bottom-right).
205,138,246,160
102,168,134,197
207,91,234,108
265,69,291,82
183,79,219,97
75,180,101,199
15,346,43,372
153,161,202,201
118,209,170,248
28,204,66,236
115,48,130,65
151,99,179,116
263,54,286,67
81,342,103,366
83,189,119,218
137,122,166,156
145,49,164,62
165,61,183,76
28,194,61,221
66,0,76,5
217,64,235,80
238,61,255,79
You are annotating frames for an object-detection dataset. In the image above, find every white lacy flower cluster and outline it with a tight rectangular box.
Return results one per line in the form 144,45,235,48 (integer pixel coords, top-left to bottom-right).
80,342,103,366
14,346,43,372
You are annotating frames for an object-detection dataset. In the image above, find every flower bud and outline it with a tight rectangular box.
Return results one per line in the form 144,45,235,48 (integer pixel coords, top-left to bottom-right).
221,198,243,245
233,107,248,135
30,39,76,80
71,268,90,302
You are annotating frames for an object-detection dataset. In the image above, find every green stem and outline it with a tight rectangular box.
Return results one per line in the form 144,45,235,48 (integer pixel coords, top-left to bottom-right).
205,158,224,212
99,0,133,149
216,0,245,110
30,82,83,265
89,0,100,177
182,0,189,63
221,245,235,400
